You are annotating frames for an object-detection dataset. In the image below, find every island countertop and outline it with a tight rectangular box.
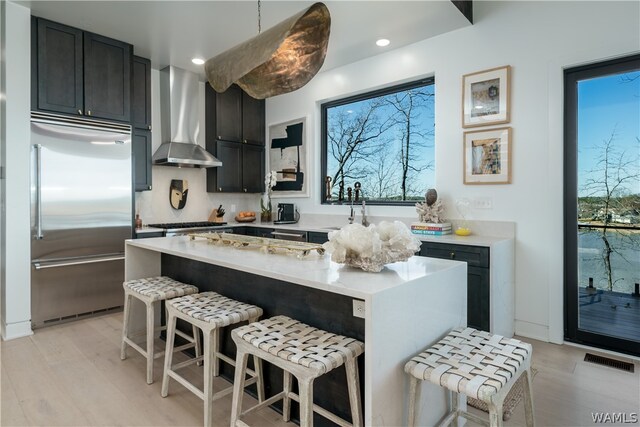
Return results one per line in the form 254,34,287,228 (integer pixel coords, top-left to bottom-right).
126,235,465,300
125,235,467,426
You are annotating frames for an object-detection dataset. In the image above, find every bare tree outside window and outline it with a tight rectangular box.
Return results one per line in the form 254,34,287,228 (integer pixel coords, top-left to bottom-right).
323,80,435,203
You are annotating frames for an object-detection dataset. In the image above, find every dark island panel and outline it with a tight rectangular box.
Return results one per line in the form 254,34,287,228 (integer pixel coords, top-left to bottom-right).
161,253,365,427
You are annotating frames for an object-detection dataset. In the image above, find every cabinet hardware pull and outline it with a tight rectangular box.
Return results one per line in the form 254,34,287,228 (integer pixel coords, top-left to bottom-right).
218,135,222,139
148,125,151,130
244,188,247,192
450,252,456,259
243,139,247,144
87,110,92,116
78,109,83,115
218,187,222,191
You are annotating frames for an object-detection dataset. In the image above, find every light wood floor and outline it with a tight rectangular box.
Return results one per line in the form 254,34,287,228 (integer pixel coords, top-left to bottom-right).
1,312,639,427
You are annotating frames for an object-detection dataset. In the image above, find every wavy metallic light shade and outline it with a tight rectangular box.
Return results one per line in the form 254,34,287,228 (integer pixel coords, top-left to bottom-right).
205,2,330,99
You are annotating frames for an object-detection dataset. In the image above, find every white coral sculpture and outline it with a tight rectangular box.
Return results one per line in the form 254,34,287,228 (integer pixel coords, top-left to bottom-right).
322,221,421,273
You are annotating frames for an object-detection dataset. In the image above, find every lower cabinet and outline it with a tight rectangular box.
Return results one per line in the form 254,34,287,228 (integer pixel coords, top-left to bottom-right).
308,231,329,244
420,241,491,332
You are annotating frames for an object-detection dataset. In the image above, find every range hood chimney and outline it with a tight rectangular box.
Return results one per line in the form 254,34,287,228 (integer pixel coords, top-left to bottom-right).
152,66,222,168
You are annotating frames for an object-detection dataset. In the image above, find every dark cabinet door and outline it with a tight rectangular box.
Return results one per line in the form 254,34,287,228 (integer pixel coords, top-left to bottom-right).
83,32,132,122
34,18,84,115
132,128,152,192
214,84,243,142
308,232,329,244
468,266,490,332
242,91,265,146
242,144,265,193
132,56,151,130
213,140,243,192
420,241,491,332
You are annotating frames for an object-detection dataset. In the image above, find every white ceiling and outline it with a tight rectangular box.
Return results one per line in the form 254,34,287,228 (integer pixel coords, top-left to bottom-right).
21,1,471,78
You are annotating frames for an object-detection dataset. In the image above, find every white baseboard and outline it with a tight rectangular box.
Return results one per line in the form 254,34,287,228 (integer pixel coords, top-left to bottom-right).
515,320,549,342
1,319,33,341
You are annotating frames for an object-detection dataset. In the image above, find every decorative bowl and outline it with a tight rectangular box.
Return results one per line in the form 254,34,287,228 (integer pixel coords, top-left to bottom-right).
235,216,256,223
454,227,472,236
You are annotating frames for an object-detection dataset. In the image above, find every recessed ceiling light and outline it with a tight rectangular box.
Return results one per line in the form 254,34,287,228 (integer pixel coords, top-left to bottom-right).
376,39,390,47
191,58,205,65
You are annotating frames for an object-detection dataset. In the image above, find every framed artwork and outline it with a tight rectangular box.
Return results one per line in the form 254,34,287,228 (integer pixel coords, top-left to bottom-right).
462,65,511,128
268,117,309,198
463,127,512,184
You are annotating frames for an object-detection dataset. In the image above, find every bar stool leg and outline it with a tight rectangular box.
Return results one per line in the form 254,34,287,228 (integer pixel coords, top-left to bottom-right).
523,368,536,427
298,377,315,427
488,398,504,427
212,327,220,377
161,312,177,398
449,391,459,427
345,358,363,427
193,324,202,366
120,292,132,360
145,301,155,384
204,328,216,427
253,355,265,402
230,349,249,427
282,371,293,422
407,376,421,427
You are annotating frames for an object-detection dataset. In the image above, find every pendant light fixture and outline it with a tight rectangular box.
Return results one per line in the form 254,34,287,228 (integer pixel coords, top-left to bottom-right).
205,1,331,99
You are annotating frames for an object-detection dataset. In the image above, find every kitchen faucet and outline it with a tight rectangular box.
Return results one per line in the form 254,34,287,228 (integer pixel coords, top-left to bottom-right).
361,199,369,227
348,198,355,224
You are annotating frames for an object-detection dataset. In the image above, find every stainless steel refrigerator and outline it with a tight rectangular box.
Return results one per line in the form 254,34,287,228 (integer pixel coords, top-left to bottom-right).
30,113,132,328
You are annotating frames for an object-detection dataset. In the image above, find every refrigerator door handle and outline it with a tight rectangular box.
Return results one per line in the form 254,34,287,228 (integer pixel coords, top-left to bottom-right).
33,144,44,240
33,255,125,270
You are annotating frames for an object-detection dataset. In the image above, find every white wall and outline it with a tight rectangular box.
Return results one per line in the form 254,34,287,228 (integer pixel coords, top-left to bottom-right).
266,1,640,343
134,69,260,224
1,1,33,340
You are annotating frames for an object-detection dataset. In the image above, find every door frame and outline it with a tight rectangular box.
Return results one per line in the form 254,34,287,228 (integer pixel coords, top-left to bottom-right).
564,53,640,356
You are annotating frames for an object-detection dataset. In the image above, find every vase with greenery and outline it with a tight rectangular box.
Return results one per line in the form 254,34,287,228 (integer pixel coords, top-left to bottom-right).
261,171,278,222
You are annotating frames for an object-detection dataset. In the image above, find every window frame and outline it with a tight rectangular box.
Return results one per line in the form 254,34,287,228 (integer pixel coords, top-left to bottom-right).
563,53,640,357
320,77,436,206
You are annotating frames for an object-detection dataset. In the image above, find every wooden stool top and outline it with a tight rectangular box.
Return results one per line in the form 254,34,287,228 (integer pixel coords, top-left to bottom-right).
167,291,263,328
233,315,364,375
404,327,532,402
123,276,198,302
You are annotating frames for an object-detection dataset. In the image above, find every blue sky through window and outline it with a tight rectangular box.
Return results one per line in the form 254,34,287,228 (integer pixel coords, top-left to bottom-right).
577,71,640,197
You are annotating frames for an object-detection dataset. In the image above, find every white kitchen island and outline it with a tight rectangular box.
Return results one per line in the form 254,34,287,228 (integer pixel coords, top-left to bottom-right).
125,236,467,426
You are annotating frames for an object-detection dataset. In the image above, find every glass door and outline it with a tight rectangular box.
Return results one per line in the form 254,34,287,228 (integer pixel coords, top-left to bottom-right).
564,54,640,356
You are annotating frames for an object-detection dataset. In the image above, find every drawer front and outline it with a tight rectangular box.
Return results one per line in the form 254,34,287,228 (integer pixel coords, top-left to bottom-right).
420,242,489,268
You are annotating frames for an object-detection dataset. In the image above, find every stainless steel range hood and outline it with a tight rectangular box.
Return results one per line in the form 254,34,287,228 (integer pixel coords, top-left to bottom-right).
152,66,222,168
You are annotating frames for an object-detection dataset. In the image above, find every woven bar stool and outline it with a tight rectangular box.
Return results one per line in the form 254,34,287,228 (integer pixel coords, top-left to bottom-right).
161,291,264,427
230,315,364,427
121,276,200,384
404,327,535,427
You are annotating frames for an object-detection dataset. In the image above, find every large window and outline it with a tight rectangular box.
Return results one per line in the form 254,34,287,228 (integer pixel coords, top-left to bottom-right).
321,78,435,205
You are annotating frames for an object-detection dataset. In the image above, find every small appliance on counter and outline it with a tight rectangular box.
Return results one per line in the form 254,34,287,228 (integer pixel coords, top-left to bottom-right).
274,203,300,224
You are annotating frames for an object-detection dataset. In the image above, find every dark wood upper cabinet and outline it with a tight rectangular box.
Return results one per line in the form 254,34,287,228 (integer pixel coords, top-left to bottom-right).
205,83,265,193
211,84,243,142
132,56,151,130
132,128,152,192
242,91,265,146
206,83,265,145
242,144,265,193
212,140,243,192
83,32,131,122
34,18,84,115
32,17,132,123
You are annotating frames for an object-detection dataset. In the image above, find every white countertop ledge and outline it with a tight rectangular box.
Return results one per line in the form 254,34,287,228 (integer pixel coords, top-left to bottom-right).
126,236,466,300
